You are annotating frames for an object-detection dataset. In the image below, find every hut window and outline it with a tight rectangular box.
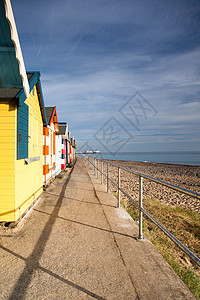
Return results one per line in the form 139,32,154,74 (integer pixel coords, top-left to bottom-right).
17,102,29,159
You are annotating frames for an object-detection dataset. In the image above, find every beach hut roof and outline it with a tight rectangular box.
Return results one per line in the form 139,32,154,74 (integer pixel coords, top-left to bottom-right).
0,0,29,98
45,106,59,132
58,122,68,136
0,69,48,126
70,137,75,147
45,107,55,124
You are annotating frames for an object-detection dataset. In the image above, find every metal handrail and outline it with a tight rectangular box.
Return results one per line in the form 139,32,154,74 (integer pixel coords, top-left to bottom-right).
103,160,200,200
85,156,200,267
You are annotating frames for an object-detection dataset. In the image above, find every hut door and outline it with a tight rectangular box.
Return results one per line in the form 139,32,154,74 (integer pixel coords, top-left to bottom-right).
50,130,53,178
64,139,66,167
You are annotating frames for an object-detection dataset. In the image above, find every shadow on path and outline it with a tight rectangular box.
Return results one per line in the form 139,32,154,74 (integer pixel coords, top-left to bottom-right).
44,192,115,208
0,245,105,300
5,166,105,300
34,208,137,240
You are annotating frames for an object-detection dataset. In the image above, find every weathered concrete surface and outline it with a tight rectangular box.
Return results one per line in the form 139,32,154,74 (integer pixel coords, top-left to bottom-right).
0,158,195,300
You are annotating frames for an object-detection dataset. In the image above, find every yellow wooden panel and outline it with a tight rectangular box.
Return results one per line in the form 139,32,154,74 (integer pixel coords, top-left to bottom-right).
15,159,25,168
13,85,43,221
0,169,15,176
15,165,43,209
28,99,43,158
0,130,15,137
0,123,15,130
0,102,16,121
15,173,42,191
0,108,16,114
0,200,15,208
15,187,43,220
15,162,41,174
0,162,15,169
15,166,43,188
0,176,15,183
1,190,15,196
0,136,15,143
0,185,15,222
0,116,15,124
0,148,15,154
28,100,40,110
0,182,15,189
0,102,16,222
0,141,15,147
29,103,40,113
0,157,15,163
0,212,15,222
26,91,41,119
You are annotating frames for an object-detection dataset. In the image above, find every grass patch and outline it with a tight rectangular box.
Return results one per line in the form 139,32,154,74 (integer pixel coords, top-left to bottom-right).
119,196,200,299
111,191,118,198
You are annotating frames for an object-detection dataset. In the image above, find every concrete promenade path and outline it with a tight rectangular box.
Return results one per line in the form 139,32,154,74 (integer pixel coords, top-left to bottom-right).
0,158,195,299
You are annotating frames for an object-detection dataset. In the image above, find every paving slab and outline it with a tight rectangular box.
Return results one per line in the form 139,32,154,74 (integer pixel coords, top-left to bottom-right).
0,158,195,299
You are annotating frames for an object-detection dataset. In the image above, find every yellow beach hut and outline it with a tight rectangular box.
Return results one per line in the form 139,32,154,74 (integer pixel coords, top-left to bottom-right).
0,72,48,222
0,1,48,222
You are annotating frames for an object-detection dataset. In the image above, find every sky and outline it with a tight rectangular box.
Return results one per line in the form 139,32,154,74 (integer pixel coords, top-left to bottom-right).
12,0,200,153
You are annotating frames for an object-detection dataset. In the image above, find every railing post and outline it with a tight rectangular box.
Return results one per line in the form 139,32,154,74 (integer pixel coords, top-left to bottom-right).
107,163,109,192
97,160,99,179
94,158,96,176
101,161,103,184
118,167,120,207
138,176,144,240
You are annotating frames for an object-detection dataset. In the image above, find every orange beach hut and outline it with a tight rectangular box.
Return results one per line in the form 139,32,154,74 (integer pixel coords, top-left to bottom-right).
43,107,59,186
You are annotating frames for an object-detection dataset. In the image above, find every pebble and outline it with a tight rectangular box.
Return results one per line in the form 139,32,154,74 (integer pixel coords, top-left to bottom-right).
108,160,200,214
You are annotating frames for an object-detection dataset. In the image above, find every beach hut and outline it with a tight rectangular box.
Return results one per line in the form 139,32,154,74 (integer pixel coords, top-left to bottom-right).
73,139,77,161
68,136,73,164
67,131,71,165
60,122,69,170
0,1,48,222
55,122,68,174
67,131,72,165
43,107,59,186
0,72,47,222
71,137,75,162
55,132,62,176
70,137,76,164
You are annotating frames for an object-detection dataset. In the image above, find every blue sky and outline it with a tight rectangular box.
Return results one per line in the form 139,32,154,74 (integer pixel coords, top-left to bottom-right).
12,0,200,152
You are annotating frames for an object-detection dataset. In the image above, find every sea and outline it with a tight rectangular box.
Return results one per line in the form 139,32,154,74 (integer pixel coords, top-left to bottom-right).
89,151,200,166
